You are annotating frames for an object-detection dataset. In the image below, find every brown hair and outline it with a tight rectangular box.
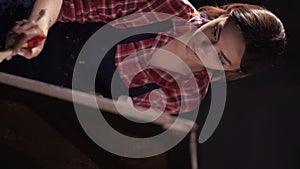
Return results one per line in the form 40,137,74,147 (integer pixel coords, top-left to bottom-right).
199,3,287,80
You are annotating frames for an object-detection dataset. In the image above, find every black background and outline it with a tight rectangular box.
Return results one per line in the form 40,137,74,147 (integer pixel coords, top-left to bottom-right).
193,1,300,168
0,0,299,168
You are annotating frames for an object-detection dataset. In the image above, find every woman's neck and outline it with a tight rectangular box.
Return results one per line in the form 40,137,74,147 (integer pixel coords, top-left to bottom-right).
149,31,205,74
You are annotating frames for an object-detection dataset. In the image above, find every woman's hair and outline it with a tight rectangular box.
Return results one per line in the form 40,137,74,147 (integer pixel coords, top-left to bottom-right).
199,3,287,80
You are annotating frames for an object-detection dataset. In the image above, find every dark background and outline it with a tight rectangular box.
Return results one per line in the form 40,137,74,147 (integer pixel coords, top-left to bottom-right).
0,0,299,169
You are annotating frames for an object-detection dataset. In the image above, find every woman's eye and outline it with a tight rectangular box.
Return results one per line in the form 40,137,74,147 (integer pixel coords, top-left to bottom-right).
213,25,219,41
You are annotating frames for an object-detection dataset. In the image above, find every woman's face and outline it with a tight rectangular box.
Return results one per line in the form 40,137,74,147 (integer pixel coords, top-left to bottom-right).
188,16,246,71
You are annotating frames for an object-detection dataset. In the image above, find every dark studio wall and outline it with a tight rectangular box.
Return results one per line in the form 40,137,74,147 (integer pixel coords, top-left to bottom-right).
189,1,300,168
0,0,299,169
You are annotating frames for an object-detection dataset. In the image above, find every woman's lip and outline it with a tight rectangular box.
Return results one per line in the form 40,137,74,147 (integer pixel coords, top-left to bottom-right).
190,43,197,55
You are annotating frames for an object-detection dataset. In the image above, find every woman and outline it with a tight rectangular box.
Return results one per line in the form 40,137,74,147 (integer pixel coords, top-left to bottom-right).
5,0,286,114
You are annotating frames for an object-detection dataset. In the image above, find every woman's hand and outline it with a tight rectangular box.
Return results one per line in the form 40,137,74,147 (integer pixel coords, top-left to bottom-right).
5,19,47,60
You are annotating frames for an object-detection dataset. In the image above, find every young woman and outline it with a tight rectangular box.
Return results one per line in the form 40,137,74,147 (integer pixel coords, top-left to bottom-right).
5,0,286,114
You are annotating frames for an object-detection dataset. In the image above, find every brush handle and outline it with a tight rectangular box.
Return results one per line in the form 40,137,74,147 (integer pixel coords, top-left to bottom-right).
0,50,13,63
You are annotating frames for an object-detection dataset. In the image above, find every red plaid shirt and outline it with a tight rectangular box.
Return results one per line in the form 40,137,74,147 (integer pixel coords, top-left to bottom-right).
60,0,210,114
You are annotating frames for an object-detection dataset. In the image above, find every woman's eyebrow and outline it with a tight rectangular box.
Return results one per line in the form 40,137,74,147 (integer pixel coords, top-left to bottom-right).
217,23,222,41
220,51,232,65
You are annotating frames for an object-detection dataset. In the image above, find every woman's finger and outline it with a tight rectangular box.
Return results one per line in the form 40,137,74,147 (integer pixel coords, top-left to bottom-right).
12,25,45,52
12,20,39,35
12,20,29,32
18,43,44,59
9,21,30,47
6,18,47,59
5,31,20,50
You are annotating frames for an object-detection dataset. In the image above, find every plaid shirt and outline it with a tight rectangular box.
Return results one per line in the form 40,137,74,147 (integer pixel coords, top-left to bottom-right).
60,0,210,114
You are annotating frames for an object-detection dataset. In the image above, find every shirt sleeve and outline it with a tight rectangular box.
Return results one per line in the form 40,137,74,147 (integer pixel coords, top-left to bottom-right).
59,0,198,24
